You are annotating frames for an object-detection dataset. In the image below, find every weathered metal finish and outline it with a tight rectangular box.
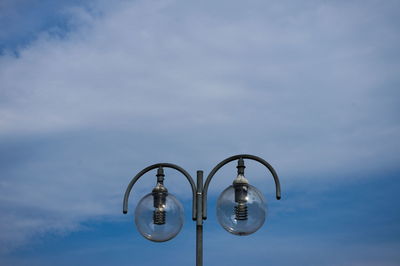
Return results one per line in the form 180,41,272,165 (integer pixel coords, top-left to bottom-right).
202,154,281,220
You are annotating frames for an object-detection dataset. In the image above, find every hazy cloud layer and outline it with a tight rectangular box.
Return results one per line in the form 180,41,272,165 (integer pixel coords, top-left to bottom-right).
0,0,399,252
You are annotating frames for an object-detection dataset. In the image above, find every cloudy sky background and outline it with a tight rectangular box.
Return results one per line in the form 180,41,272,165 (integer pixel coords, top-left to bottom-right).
0,0,399,265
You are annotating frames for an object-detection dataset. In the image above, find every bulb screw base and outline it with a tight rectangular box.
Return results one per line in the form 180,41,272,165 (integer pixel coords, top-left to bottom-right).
234,203,248,220
153,209,166,225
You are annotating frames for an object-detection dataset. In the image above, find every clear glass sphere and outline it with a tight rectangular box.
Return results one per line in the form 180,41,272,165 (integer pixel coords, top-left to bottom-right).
134,193,184,242
217,184,267,236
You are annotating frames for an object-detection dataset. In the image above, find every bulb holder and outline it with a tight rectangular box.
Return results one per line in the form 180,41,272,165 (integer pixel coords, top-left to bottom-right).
233,175,249,220
233,182,248,203
233,174,249,201
152,168,168,225
152,183,168,225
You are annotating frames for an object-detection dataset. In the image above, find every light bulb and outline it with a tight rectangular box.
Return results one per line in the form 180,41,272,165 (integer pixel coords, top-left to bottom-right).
216,174,267,236
134,183,184,242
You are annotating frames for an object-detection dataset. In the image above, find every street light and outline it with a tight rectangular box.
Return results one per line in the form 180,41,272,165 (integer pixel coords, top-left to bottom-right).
123,154,281,266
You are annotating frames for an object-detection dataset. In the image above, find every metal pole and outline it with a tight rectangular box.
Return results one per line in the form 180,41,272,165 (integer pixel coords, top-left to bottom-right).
196,170,203,266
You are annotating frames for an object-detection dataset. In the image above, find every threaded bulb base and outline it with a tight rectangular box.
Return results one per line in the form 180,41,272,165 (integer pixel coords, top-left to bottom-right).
153,209,166,225
234,203,248,220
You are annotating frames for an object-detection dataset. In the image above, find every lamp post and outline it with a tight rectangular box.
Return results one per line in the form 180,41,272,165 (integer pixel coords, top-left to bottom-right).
123,154,281,266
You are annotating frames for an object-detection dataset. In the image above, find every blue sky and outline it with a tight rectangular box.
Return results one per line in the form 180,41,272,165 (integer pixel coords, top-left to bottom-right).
0,0,399,265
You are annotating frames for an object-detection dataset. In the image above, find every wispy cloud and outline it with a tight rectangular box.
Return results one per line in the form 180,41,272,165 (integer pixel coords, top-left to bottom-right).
0,0,399,254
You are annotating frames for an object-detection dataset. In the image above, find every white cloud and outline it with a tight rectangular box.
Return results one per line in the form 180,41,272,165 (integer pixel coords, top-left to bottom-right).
0,0,399,252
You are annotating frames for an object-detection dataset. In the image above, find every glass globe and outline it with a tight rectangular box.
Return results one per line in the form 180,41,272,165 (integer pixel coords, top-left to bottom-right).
217,184,267,236
135,193,184,242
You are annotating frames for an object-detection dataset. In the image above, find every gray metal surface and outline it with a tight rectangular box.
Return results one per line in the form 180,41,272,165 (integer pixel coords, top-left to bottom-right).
196,171,203,266
122,154,281,266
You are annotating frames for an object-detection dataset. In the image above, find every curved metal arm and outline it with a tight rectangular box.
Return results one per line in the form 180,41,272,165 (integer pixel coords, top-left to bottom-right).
202,154,281,219
123,163,197,220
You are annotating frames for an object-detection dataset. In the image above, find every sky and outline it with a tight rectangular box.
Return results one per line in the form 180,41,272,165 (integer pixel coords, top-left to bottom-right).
0,0,399,265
